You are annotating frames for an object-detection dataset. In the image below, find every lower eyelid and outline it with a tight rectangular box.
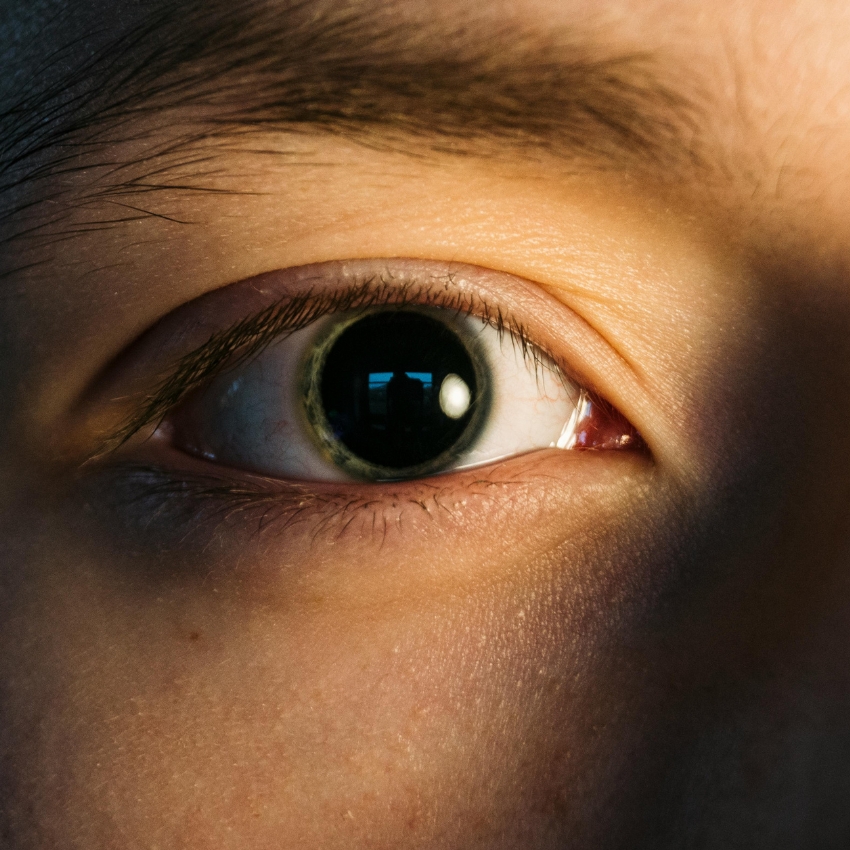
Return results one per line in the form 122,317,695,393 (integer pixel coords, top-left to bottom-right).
94,430,650,555
74,443,653,603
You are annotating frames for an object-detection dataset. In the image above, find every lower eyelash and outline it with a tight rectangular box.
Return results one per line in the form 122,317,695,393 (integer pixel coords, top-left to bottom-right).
95,461,527,548
107,463,367,540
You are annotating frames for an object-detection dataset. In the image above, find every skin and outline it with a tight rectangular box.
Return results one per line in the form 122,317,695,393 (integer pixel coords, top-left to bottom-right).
2,0,850,847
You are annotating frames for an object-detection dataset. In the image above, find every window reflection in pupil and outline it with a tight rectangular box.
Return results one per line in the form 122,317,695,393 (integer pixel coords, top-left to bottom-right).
319,311,479,470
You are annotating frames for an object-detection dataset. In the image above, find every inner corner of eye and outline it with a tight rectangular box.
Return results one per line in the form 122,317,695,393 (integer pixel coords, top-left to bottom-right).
165,301,642,484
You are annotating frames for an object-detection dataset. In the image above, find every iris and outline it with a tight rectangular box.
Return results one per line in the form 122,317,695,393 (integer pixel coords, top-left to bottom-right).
306,310,488,478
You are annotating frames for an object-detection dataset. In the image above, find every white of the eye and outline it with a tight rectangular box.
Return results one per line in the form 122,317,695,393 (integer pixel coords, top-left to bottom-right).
439,373,472,419
449,316,582,470
184,316,346,481
186,313,583,481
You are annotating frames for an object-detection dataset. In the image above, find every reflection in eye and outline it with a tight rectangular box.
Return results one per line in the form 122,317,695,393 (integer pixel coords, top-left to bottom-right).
170,303,597,482
308,309,491,479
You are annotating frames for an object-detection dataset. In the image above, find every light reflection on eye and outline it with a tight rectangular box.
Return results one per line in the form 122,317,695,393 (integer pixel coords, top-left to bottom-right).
169,304,594,482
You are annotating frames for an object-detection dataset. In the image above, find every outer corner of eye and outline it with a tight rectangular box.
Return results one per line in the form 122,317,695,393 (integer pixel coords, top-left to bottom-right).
162,299,645,485
566,392,645,454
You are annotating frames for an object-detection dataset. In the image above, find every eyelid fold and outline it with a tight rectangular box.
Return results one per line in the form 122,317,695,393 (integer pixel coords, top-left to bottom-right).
72,258,645,464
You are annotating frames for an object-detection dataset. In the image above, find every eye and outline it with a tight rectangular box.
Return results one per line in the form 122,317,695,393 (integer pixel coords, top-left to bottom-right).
160,275,640,483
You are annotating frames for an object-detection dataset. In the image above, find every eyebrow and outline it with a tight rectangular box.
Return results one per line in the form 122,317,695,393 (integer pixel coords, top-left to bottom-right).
0,0,701,231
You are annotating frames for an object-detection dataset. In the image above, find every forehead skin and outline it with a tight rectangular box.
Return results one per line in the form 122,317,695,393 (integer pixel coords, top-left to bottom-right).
3,1,850,849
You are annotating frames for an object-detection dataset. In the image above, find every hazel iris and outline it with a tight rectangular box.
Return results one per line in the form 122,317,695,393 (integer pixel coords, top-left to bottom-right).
304,309,488,478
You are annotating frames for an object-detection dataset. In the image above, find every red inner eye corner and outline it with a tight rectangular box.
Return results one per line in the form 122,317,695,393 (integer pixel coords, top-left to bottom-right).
573,395,644,451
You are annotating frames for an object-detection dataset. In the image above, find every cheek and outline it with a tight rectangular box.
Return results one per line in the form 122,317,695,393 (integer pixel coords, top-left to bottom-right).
0,453,697,847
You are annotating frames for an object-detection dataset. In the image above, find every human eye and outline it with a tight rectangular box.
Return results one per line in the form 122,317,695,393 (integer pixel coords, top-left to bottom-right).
157,261,640,483
82,258,642,525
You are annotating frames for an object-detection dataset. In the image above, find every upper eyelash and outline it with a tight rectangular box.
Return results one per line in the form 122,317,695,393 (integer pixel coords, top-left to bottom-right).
102,269,560,454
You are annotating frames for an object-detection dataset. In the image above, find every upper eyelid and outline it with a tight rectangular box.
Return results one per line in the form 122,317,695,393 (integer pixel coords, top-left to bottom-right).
94,266,564,456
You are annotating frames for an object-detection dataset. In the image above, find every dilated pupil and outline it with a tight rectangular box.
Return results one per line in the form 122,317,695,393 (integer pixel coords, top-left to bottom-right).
319,311,479,471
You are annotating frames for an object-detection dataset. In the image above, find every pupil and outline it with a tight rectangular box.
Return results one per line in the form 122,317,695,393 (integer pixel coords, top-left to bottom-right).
318,310,481,473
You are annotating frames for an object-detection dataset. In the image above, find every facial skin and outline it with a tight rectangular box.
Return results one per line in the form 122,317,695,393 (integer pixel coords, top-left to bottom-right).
2,0,850,847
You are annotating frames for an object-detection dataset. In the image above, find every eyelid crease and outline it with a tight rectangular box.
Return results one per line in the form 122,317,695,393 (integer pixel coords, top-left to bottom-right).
96,270,562,459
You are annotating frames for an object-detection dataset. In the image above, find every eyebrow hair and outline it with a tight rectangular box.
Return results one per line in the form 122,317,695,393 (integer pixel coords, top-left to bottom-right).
0,0,701,236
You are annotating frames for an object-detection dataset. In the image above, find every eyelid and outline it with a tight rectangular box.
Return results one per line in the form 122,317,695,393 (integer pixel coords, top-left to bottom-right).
76,258,644,461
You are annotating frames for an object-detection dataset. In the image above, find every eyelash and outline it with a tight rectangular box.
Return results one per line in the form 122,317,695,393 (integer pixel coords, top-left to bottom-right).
106,271,560,454
103,454,544,546
89,264,642,545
